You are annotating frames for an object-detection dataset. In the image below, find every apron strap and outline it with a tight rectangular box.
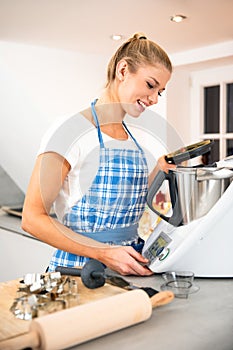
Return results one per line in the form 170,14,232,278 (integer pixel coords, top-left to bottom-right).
91,99,104,148
122,121,144,152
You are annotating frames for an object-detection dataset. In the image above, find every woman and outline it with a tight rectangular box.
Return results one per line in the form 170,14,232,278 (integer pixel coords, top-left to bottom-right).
22,32,175,276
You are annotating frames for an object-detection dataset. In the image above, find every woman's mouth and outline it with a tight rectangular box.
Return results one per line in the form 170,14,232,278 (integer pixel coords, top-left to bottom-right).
137,100,147,112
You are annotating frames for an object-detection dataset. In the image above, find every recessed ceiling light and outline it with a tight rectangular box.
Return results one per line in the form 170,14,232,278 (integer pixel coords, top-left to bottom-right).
110,34,124,41
170,14,187,23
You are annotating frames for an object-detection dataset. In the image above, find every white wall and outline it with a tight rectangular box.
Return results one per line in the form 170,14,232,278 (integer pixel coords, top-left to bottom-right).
0,41,168,194
0,41,109,192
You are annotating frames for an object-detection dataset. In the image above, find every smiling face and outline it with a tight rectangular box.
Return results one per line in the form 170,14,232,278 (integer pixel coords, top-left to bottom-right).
115,60,171,117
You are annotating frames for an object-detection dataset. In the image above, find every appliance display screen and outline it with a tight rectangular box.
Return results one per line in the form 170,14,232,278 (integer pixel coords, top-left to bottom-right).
148,232,171,258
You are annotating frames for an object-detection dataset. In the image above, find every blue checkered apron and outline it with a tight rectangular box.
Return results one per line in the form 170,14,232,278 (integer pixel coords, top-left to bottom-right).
48,100,148,271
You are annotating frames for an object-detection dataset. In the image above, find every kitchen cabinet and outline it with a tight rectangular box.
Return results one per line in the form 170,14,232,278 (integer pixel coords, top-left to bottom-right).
0,228,55,282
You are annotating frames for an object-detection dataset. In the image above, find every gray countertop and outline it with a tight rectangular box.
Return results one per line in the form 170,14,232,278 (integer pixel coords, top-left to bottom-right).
72,275,233,350
1,211,233,350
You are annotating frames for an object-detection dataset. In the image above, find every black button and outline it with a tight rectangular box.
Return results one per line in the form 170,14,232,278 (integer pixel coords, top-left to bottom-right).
156,247,164,256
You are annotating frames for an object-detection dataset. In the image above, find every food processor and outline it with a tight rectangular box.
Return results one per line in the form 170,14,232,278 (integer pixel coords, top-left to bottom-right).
142,140,233,277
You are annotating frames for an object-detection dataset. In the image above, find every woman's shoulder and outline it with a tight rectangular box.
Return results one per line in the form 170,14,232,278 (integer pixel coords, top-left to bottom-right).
45,112,92,138
38,112,94,157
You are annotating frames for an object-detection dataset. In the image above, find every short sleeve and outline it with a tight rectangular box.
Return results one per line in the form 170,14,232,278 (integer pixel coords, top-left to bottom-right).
37,113,95,168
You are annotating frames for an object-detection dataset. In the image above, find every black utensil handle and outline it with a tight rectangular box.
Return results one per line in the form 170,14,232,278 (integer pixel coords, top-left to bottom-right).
55,266,81,276
140,287,159,297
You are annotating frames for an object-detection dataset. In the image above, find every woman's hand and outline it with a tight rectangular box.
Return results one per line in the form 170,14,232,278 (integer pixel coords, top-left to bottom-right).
96,246,154,276
148,155,176,187
156,155,176,174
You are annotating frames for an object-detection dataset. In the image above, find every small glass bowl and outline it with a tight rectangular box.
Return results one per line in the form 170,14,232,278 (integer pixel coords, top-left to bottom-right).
163,280,192,299
161,271,199,298
162,271,194,284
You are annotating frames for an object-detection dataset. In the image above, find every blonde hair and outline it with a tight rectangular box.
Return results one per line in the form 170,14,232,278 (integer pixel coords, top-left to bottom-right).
106,32,172,88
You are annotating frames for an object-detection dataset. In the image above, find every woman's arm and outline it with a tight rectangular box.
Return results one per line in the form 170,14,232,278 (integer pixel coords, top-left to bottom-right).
22,152,107,250
22,152,152,276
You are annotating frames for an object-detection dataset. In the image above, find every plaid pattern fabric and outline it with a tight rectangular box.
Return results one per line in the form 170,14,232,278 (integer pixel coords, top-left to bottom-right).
48,101,148,271
49,252,90,270
63,147,148,232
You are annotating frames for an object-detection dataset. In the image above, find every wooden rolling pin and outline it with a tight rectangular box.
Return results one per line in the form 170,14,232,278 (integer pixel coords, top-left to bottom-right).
0,289,173,350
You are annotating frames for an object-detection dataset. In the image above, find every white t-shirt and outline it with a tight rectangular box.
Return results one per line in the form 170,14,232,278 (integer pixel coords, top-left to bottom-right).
38,112,155,221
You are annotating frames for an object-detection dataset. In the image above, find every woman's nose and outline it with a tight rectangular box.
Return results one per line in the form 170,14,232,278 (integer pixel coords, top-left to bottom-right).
148,93,158,105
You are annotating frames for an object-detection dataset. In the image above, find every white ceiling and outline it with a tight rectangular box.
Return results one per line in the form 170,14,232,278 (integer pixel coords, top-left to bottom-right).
0,0,233,56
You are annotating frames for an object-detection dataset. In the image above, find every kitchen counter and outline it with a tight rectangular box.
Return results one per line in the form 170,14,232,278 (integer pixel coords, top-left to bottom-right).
1,275,232,350
0,211,233,350
72,274,233,350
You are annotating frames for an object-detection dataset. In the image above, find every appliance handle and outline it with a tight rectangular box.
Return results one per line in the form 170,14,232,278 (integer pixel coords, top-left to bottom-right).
147,171,183,226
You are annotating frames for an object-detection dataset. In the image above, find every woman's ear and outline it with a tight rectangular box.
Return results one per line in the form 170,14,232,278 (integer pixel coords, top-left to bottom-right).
115,59,128,82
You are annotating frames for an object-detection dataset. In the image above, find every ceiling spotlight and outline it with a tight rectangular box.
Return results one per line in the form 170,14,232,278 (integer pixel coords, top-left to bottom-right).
170,14,187,23
110,34,124,41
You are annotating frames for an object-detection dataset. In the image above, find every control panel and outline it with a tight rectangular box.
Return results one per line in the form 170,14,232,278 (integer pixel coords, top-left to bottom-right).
143,231,172,264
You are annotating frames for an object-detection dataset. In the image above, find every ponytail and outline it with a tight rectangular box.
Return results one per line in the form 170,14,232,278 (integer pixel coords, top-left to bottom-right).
105,32,172,88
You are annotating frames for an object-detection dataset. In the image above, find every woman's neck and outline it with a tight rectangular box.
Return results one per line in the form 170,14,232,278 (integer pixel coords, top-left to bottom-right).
81,89,128,140
100,123,128,141
95,98,128,140
95,88,125,124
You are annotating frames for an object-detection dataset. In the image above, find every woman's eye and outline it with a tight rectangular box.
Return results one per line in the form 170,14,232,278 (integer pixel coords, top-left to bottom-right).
147,82,154,89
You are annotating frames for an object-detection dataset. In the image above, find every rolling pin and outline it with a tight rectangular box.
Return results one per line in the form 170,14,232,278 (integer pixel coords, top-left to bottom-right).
0,289,173,350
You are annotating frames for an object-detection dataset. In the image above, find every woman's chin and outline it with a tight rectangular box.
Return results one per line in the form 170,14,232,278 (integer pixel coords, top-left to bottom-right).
125,105,144,118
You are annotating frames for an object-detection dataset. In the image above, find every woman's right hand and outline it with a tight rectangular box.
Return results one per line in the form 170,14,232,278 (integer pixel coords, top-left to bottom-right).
95,245,154,276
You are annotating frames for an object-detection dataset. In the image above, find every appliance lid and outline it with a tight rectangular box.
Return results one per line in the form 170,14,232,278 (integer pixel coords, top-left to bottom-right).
196,167,233,180
168,166,233,180
165,140,214,164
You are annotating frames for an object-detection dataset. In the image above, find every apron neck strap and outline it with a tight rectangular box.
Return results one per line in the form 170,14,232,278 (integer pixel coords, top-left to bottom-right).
91,99,104,147
122,121,144,152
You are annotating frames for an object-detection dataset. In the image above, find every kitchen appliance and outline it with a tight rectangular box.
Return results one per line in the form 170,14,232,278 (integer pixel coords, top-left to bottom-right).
143,141,233,277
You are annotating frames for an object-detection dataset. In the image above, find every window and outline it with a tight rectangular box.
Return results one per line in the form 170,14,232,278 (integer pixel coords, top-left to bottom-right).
204,85,220,134
191,66,233,164
227,83,233,133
